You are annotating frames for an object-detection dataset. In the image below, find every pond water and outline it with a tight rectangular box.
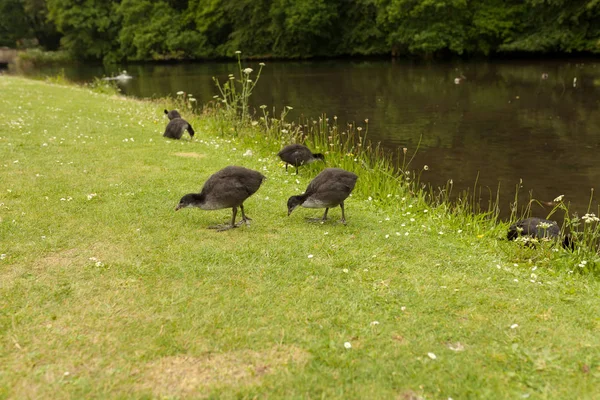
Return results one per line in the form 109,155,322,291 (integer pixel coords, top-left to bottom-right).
20,59,600,218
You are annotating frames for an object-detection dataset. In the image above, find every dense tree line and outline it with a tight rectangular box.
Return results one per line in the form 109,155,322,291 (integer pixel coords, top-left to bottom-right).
1,0,599,62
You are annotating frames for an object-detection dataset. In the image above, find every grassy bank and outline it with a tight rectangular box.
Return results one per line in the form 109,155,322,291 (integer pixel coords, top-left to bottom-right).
1,75,599,399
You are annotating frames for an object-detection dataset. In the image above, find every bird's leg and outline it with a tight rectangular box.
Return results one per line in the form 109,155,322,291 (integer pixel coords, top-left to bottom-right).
208,207,238,231
340,202,347,224
306,208,329,223
236,204,252,226
295,165,299,175
285,163,288,171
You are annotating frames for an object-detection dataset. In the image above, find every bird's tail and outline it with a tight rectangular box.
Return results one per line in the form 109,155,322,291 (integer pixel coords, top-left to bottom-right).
187,124,195,137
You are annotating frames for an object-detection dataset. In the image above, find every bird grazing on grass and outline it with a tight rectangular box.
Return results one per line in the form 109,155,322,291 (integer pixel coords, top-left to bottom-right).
164,117,195,139
278,144,324,174
176,166,266,231
164,109,181,120
507,217,573,249
287,168,358,224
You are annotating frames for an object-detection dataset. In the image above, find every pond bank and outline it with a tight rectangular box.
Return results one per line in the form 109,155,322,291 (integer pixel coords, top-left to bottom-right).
0,76,598,398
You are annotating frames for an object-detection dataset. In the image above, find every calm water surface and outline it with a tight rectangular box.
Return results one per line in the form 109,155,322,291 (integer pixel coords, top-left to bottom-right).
23,59,600,217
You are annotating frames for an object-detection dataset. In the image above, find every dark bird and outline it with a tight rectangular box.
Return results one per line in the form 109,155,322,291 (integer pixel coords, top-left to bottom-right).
277,144,324,174
507,217,573,249
164,109,182,120
176,166,266,231
287,168,358,224
164,117,195,139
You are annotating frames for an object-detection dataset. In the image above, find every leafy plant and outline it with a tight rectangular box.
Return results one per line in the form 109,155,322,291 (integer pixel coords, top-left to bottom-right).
212,51,265,134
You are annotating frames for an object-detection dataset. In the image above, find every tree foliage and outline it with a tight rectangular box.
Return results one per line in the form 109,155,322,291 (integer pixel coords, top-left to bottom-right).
2,0,599,61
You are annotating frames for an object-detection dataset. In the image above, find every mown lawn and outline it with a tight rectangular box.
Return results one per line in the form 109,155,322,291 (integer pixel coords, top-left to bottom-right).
0,76,598,399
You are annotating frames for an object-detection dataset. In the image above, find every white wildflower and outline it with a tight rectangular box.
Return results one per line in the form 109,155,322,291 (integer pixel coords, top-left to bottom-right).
370,321,380,326
427,352,437,360
510,324,519,329
582,213,600,223
176,91,184,95
243,68,253,74
344,342,352,349
308,254,313,259
553,194,564,202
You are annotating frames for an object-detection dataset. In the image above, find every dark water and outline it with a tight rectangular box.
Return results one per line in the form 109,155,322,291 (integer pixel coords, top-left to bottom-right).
19,59,600,217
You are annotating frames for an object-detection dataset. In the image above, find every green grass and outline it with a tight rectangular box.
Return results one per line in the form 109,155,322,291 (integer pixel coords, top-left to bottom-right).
1,76,599,399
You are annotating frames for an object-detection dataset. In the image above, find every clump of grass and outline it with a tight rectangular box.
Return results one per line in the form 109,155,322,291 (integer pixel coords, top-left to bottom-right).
86,77,121,95
43,68,70,85
164,90,199,114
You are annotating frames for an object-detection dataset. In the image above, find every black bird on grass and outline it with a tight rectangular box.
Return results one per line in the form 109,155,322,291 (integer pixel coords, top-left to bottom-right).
507,217,573,249
278,144,324,174
164,117,195,139
164,109,182,120
287,168,358,224
176,166,266,231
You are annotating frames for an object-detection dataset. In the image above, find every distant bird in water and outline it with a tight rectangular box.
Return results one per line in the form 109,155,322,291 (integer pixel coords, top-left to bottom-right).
176,166,266,231
164,109,181,120
454,74,466,84
164,117,195,139
278,144,324,174
103,70,132,81
287,168,358,224
507,217,573,249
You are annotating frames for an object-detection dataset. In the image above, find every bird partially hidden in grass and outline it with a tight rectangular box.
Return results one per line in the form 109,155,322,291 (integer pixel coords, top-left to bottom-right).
163,112,195,139
507,217,573,249
176,166,266,231
164,109,181,120
287,168,358,224
278,143,324,174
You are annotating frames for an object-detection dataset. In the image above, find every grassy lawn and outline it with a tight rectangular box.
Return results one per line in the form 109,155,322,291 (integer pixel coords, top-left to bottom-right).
0,75,599,399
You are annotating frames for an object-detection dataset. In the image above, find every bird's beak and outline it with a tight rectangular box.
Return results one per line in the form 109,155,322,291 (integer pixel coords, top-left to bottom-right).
175,205,181,211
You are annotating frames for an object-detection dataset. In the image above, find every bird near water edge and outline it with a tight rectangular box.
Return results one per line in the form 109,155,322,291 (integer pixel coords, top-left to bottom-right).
287,168,358,224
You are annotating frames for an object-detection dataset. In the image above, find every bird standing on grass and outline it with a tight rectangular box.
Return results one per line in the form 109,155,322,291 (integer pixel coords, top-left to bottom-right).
176,166,266,231
278,144,324,174
163,117,195,139
507,217,573,249
287,168,358,224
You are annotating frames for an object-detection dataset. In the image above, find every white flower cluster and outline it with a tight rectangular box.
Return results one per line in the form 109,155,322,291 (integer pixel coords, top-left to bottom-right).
582,213,600,223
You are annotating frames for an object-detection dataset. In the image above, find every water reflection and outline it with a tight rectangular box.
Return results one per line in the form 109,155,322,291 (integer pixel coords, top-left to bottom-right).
20,59,600,217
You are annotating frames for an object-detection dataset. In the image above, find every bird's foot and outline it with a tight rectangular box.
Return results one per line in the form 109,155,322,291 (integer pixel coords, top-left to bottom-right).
235,217,252,227
208,224,237,232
